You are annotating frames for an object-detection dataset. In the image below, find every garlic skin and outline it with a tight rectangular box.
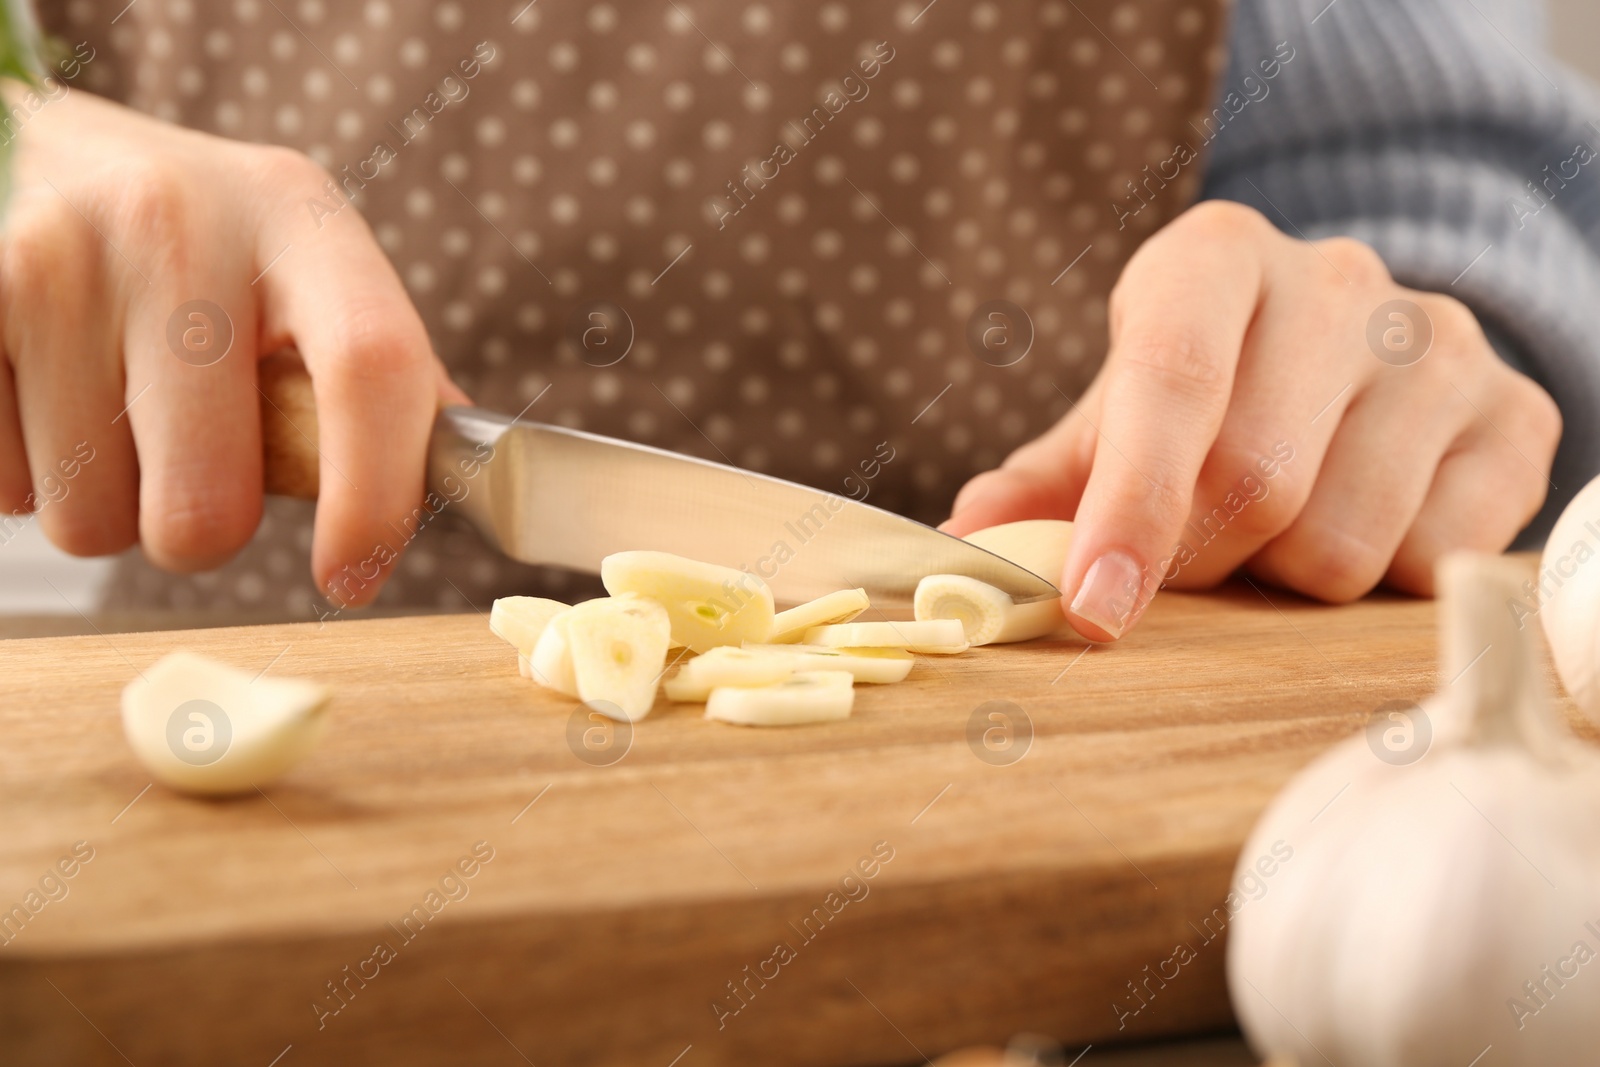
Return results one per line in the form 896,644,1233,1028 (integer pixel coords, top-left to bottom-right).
1228,555,1600,1066
122,652,331,797
1539,474,1600,725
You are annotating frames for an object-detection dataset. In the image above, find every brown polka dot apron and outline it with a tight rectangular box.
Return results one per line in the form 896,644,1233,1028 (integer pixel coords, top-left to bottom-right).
42,0,1230,616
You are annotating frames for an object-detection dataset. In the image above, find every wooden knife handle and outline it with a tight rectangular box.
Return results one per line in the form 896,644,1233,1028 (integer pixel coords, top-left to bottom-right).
258,349,321,500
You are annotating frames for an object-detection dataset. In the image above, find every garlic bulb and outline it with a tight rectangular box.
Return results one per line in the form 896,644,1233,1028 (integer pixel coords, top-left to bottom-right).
1538,474,1600,725
1228,554,1600,1066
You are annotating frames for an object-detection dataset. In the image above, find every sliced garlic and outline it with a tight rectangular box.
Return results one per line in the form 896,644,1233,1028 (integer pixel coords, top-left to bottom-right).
561,595,672,721
662,646,796,702
601,550,775,653
803,618,970,654
914,573,1064,646
705,670,855,726
529,611,580,697
962,519,1074,582
769,588,871,643
121,651,330,796
489,596,570,678
741,643,915,684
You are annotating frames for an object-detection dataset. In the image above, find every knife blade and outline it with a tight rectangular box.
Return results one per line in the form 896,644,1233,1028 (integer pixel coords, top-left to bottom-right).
260,352,1060,606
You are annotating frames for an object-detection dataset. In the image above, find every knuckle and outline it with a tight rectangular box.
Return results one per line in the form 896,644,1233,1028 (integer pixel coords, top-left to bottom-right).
1276,526,1390,604
1117,329,1232,402
1198,449,1307,539
1419,292,1481,343
0,200,89,304
327,307,430,388
142,489,260,570
1178,199,1270,241
112,159,192,248
1315,237,1390,287
40,508,138,559
254,144,332,190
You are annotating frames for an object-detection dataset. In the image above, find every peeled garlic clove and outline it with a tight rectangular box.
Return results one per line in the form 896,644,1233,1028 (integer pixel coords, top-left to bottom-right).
529,610,580,697
662,646,796,703
705,670,855,726
769,588,871,643
741,643,915,684
913,574,1064,646
121,651,330,797
804,619,969,654
490,597,570,680
962,519,1074,582
602,550,775,653
1538,474,1600,726
562,596,671,722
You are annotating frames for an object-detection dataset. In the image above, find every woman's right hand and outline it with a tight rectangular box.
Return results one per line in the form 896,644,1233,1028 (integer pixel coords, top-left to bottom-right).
1,87,464,605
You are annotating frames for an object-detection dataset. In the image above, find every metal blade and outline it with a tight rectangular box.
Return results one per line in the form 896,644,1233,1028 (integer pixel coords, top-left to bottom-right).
429,407,1061,606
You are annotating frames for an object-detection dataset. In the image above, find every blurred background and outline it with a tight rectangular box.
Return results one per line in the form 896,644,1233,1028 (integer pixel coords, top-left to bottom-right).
2,3,1597,621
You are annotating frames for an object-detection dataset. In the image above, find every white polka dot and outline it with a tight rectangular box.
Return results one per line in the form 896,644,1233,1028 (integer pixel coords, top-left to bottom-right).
512,79,540,109
550,195,580,224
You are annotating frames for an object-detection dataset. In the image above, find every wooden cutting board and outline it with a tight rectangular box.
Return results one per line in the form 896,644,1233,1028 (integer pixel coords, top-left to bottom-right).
0,567,1572,1066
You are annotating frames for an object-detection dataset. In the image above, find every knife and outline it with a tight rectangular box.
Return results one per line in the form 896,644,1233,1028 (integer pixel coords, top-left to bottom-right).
258,352,1060,606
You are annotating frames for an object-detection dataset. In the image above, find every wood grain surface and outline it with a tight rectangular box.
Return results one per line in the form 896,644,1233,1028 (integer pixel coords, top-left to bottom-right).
0,564,1576,1065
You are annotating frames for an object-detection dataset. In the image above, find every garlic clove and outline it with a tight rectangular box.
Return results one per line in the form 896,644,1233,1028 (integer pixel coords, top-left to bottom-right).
741,643,915,684
803,619,970,654
913,573,1065,645
662,646,796,703
121,651,330,797
529,608,580,697
1538,474,1600,726
489,596,570,658
962,519,1074,585
704,670,855,726
601,550,775,653
769,588,871,643
562,596,672,722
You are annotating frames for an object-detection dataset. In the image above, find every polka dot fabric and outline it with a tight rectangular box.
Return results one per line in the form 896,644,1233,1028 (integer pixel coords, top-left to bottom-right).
44,0,1230,615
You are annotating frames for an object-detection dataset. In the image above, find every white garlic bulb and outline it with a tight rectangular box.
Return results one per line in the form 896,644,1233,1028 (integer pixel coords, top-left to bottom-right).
1538,474,1600,725
1228,553,1600,1066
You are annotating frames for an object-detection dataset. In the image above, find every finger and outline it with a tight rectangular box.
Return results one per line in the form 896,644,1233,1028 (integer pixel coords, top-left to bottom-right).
118,172,264,572
1,192,139,555
1164,239,1391,588
0,343,30,515
940,379,1102,536
1059,201,1270,639
1246,368,1470,603
1385,378,1560,596
254,159,440,606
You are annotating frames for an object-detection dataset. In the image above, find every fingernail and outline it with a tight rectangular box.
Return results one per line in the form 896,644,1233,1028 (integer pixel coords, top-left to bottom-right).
1070,550,1148,639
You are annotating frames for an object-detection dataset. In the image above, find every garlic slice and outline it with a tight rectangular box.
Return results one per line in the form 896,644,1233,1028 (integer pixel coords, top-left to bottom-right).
561,595,672,721
601,550,775,653
913,574,1064,645
121,651,331,796
803,619,970,654
769,588,871,643
529,611,580,697
663,646,796,703
741,643,915,684
489,596,570,678
705,670,855,726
